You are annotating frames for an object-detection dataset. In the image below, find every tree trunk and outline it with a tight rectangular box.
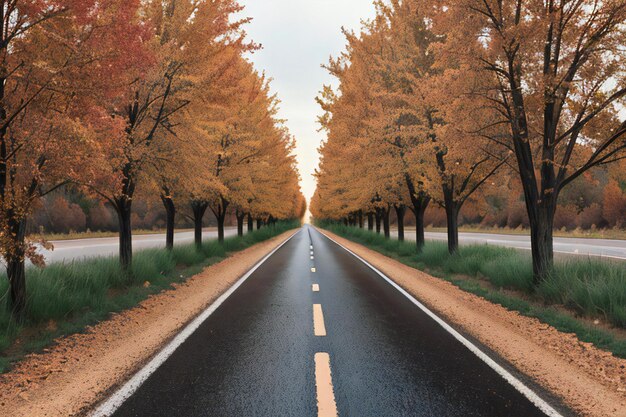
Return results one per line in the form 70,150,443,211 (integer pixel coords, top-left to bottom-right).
6,218,27,320
191,201,208,248
256,218,262,230
529,203,556,285
395,205,406,241
413,202,428,252
236,212,245,237
383,207,391,238
8,256,26,320
375,210,381,234
367,213,374,231
115,198,133,271
247,213,254,232
209,197,229,243
405,174,431,252
358,210,364,228
443,195,460,254
217,214,225,242
161,195,176,250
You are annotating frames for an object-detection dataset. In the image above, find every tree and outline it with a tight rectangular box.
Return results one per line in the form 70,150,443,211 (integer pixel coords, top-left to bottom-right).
434,0,626,281
315,35,385,227
148,0,254,249
0,0,145,318
313,0,506,254
87,0,255,265
361,1,437,248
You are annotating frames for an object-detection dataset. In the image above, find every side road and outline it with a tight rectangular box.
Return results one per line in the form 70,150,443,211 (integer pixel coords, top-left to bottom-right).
0,230,297,417
317,229,626,417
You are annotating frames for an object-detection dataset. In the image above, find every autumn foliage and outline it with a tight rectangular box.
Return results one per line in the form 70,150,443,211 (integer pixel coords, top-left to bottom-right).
312,0,626,284
0,0,304,319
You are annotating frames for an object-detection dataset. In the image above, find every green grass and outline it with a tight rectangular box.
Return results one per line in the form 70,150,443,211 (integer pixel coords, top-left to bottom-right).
0,221,298,372
319,221,626,358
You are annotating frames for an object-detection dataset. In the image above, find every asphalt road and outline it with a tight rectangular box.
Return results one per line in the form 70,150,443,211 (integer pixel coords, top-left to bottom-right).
40,228,239,264
393,229,626,260
105,226,563,417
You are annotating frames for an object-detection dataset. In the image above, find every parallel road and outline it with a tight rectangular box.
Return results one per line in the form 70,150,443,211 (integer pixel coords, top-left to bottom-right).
40,228,239,264
393,229,626,260
40,227,626,265
95,226,567,417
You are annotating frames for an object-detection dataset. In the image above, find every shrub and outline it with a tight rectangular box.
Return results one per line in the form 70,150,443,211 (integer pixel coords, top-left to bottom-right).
88,203,117,231
553,204,578,230
49,197,87,233
603,180,626,228
506,201,529,228
576,203,604,230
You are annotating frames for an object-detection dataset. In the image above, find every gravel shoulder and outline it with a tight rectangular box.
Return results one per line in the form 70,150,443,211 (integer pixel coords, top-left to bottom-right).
0,230,297,417
319,229,626,417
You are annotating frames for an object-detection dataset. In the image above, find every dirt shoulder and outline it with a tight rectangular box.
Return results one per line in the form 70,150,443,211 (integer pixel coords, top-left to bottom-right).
319,229,626,417
0,230,297,417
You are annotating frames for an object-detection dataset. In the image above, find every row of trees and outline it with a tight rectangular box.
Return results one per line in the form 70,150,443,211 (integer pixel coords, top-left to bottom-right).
0,0,305,319
311,0,626,285
358,162,626,231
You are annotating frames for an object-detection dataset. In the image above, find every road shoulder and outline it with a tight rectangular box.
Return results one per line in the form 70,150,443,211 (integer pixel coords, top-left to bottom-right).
318,229,626,417
0,229,297,417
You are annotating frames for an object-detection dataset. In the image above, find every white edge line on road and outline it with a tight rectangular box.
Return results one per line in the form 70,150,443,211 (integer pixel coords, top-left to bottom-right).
318,229,564,417
90,229,300,417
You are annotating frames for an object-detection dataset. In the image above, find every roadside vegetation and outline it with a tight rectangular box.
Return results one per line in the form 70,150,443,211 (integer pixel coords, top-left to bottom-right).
319,222,626,358
0,1,307,322
0,221,298,373
311,0,626,291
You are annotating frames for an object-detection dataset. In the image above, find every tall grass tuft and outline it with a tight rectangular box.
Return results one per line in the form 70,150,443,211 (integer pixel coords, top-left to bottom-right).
539,259,626,327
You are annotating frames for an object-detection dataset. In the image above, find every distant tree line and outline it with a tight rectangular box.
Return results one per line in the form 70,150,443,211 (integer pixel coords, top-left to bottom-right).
27,191,254,235
392,168,626,231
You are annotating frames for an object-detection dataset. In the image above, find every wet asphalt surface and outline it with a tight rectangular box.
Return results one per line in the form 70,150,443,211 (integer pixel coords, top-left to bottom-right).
112,226,553,417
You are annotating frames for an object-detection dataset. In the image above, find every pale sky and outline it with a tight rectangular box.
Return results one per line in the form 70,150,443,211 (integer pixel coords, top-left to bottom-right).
239,0,376,206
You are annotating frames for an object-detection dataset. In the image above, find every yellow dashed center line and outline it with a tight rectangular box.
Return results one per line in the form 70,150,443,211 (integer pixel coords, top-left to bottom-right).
309,241,336,415
315,352,338,417
313,304,327,336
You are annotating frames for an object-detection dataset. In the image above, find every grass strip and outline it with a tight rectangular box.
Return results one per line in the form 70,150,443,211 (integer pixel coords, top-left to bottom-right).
0,221,298,372
319,222,626,358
